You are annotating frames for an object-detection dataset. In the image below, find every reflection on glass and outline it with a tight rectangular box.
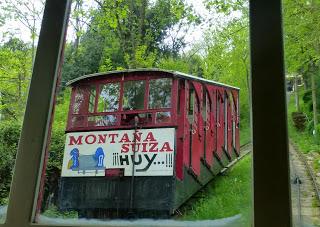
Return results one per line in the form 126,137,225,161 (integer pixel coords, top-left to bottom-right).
0,205,6,224
98,83,120,112
156,112,171,123
88,115,117,126
189,88,194,115
88,86,96,113
71,116,86,128
120,113,152,125
72,87,85,114
123,80,145,110
149,78,172,109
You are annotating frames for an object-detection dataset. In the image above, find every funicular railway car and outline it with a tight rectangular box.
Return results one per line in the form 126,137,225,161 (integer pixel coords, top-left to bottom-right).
59,68,240,218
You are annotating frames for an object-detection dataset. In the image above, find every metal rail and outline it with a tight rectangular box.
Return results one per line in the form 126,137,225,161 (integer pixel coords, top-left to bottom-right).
220,142,252,174
291,143,320,204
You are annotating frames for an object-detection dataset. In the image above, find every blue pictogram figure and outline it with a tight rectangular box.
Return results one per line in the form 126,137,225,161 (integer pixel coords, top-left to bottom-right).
69,148,80,169
94,147,105,167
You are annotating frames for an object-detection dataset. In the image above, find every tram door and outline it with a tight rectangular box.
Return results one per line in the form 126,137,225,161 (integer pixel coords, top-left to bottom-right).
188,85,201,175
232,91,240,155
224,92,228,154
203,90,214,166
216,90,225,159
227,92,233,157
231,93,236,149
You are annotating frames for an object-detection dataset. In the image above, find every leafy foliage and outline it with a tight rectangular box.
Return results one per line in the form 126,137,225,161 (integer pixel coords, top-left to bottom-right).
0,38,32,120
61,0,201,83
157,54,203,76
0,120,21,205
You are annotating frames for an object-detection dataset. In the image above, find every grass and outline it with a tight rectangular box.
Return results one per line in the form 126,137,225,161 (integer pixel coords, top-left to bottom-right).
42,205,78,219
240,123,251,146
287,93,320,153
180,155,252,226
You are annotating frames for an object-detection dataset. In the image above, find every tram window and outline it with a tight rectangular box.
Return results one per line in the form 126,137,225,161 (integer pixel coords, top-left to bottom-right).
156,111,171,123
88,115,117,126
71,116,86,128
217,95,220,125
123,80,146,110
189,88,195,116
202,91,207,120
148,78,172,109
177,80,183,115
97,83,120,112
88,85,96,113
72,87,85,114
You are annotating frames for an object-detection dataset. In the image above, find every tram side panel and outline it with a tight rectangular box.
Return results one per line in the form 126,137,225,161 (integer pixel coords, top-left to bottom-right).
59,128,176,214
232,90,240,155
173,82,231,210
207,86,224,174
203,86,214,169
173,80,204,210
193,82,214,185
215,88,229,166
227,91,236,160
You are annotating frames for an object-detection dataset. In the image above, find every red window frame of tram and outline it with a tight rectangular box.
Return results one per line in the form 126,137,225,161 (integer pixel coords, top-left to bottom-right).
66,72,178,131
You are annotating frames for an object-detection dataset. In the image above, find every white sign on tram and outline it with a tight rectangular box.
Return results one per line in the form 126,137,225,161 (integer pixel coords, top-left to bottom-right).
61,128,175,177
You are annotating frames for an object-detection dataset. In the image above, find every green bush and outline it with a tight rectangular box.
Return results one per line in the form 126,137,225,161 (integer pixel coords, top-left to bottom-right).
0,120,21,205
42,205,78,219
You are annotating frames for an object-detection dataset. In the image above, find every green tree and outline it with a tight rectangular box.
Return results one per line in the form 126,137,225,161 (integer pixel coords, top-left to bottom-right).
0,120,21,205
201,17,250,126
1,0,45,62
91,0,200,68
283,0,320,137
0,38,32,121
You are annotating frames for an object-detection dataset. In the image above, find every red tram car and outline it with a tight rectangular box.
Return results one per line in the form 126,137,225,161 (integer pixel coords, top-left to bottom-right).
59,68,240,217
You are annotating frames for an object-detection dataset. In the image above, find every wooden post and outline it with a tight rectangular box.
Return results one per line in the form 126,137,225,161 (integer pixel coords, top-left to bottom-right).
295,75,300,112
249,1,292,226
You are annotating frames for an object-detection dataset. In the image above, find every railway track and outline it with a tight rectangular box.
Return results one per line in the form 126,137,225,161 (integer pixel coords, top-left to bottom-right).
176,142,320,226
220,142,252,174
290,142,320,226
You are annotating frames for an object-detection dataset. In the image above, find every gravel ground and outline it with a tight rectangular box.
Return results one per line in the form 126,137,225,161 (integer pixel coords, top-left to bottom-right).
290,143,320,226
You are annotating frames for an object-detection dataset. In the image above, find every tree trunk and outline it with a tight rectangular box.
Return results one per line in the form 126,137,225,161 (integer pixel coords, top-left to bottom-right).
73,0,81,52
139,0,147,42
294,75,300,112
311,71,318,138
129,0,136,68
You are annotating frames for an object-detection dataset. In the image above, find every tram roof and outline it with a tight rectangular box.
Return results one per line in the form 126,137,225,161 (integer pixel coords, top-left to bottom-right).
66,68,240,90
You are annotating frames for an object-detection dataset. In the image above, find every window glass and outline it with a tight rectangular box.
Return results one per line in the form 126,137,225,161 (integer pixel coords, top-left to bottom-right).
177,80,184,115
88,115,117,126
123,80,145,110
72,87,85,114
148,78,172,109
97,83,120,112
71,116,86,128
88,85,96,113
217,94,220,124
6,0,255,226
188,87,195,123
202,91,208,120
156,112,171,123
189,88,195,116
